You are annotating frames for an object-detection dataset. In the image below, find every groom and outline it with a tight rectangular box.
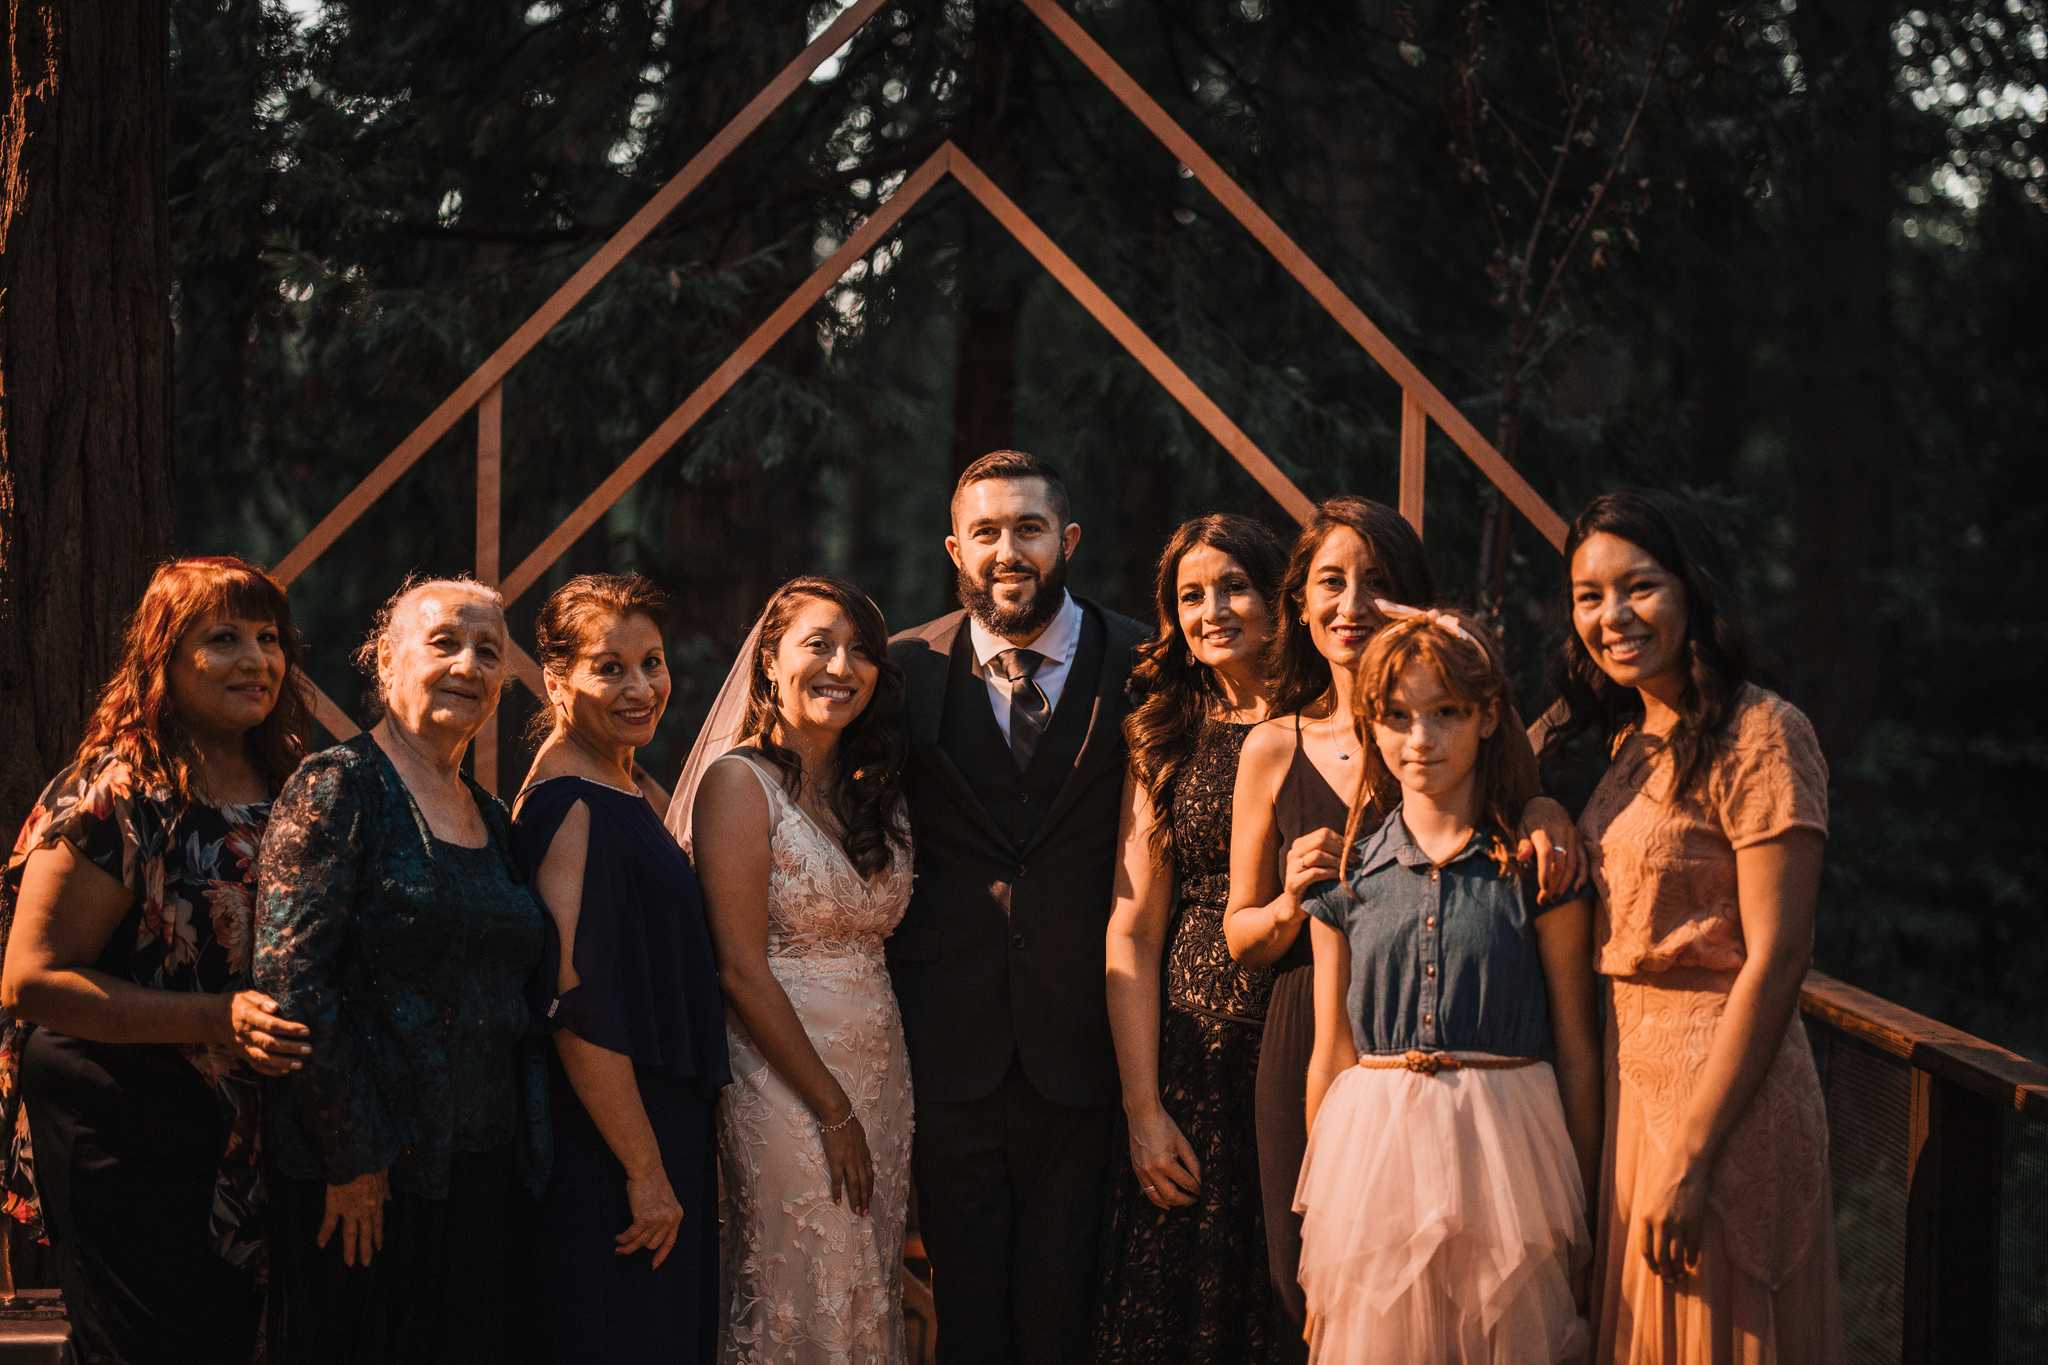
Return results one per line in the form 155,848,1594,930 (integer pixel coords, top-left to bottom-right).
888,450,1147,1363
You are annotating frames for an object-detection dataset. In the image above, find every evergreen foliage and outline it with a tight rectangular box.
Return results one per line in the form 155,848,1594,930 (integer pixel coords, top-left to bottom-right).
165,0,2048,1068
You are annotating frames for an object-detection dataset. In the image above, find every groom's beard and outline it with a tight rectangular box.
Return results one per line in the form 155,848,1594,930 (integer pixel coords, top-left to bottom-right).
958,548,1071,639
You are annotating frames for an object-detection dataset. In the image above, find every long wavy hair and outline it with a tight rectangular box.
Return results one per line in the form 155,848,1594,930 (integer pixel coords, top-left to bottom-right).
1542,488,1751,800
525,573,671,746
1124,514,1287,864
74,556,314,804
740,576,908,880
1339,610,1519,881
1267,496,1437,717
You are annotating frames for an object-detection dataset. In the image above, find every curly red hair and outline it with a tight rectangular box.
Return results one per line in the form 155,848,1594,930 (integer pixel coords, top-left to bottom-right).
74,556,313,803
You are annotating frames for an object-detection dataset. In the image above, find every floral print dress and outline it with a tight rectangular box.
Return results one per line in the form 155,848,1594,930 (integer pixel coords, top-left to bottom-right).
0,754,267,1245
0,753,269,1361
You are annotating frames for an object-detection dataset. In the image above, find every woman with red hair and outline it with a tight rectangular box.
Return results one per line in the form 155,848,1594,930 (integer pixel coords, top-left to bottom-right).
0,556,316,1365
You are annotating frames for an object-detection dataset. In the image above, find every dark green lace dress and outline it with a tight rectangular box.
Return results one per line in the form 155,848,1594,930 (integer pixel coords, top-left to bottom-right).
254,734,547,1364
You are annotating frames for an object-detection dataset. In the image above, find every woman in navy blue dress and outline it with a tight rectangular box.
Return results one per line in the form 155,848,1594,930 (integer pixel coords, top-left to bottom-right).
511,574,729,1363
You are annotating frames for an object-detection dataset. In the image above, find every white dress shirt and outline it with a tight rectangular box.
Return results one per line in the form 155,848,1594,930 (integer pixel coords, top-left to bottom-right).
967,591,1084,745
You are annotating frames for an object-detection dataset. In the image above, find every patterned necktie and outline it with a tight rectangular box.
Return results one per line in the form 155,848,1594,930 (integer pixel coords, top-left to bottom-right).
991,647,1051,771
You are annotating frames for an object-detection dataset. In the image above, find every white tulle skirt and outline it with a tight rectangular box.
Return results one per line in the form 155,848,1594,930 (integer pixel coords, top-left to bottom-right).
1293,1060,1591,1365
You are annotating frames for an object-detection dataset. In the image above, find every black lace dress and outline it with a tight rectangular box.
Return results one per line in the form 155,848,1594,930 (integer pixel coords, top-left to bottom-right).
1094,719,1292,1364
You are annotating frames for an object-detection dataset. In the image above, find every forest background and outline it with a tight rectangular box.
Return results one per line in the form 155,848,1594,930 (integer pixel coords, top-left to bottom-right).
2,0,2043,1063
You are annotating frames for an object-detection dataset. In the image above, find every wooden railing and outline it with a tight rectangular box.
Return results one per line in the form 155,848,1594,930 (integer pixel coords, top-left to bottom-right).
1798,974,2048,1364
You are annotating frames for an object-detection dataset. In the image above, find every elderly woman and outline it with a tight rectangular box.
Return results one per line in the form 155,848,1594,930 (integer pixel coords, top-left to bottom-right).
509,573,728,1363
255,575,547,1364
0,556,314,1365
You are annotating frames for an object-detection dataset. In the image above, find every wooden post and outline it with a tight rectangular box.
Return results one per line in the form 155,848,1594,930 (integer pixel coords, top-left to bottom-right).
1399,392,1427,539
1902,1071,2003,1363
474,385,503,795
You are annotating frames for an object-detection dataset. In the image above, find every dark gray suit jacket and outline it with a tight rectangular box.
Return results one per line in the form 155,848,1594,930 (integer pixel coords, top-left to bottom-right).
885,597,1147,1108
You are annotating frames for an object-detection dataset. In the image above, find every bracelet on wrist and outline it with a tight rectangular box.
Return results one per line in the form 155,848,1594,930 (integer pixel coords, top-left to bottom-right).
818,1108,857,1135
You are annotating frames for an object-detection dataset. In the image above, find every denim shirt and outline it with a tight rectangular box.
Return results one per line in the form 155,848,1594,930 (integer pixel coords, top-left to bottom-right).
1302,813,1560,1060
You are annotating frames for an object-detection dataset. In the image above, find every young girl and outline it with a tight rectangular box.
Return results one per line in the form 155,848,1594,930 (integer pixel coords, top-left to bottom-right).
1296,606,1601,1364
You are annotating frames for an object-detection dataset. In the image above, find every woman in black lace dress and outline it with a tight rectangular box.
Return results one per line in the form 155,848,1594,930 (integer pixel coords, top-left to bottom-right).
1095,514,1292,1364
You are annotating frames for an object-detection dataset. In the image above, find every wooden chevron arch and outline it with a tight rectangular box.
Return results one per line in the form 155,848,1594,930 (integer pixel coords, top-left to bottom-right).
269,0,1569,794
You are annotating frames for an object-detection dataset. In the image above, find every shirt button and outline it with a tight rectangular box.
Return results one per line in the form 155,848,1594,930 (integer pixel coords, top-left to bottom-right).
1011,931,1026,950
1428,869,1440,882
1423,1012,1434,1024
1425,916,1436,929
1425,963,1436,977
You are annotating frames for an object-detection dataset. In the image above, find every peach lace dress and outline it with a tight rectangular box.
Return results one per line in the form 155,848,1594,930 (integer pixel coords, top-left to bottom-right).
1579,685,1843,1365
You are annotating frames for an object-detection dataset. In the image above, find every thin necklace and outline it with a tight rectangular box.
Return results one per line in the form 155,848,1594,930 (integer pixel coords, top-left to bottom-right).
1307,715,1356,761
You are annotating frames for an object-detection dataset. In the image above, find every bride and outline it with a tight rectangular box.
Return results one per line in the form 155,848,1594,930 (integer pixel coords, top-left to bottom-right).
670,575,915,1364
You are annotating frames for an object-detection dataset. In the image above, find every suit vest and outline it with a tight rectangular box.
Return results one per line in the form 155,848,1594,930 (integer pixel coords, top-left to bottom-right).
936,611,1106,851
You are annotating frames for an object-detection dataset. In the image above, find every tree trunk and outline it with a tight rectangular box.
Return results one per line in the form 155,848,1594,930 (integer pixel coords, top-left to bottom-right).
0,1,175,846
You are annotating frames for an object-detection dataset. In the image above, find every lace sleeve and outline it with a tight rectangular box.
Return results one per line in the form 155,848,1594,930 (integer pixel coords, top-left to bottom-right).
1711,695,1830,849
254,747,393,1183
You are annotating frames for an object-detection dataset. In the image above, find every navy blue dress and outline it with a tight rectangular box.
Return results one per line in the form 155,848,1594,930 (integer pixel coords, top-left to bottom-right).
510,777,730,1365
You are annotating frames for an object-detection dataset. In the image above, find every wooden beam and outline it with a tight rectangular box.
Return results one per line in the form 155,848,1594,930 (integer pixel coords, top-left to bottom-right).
508,639,544,697
1398,391,1426,538
473,386,504,794
1018,0,1566,549
946,145,1315,525
269,0,891,586
1802,970,2048,1118
499,146,953,604
308,682,362,743
1901,1072,2003,1362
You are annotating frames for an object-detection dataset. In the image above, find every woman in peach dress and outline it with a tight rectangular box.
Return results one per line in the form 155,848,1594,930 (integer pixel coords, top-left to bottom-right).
1551,491,1843,1364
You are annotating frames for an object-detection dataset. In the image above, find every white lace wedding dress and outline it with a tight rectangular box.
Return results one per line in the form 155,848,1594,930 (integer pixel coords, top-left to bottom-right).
715,752,915,1365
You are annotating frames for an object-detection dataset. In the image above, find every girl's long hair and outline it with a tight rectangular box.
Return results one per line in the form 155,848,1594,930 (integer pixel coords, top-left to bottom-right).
1542,489,1751,800
1123,514,1287,864
740,575,908,880
75,556,313,803
1338,611,1520,881
1267,496,1436,717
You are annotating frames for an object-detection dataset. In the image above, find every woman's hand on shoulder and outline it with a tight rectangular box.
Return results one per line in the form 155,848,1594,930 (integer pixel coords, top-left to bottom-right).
223,990,312,1075
1516,795,1585,902
1280,827,1346,910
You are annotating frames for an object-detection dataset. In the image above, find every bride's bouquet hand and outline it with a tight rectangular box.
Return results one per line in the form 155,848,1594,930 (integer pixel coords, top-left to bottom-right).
821,1107,875,1217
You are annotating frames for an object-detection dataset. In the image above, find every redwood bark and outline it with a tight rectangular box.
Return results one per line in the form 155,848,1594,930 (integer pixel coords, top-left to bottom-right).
0,1,174,846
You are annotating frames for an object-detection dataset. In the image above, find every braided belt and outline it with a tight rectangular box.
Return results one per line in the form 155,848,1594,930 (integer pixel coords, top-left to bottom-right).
1356,1049,1538,1077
